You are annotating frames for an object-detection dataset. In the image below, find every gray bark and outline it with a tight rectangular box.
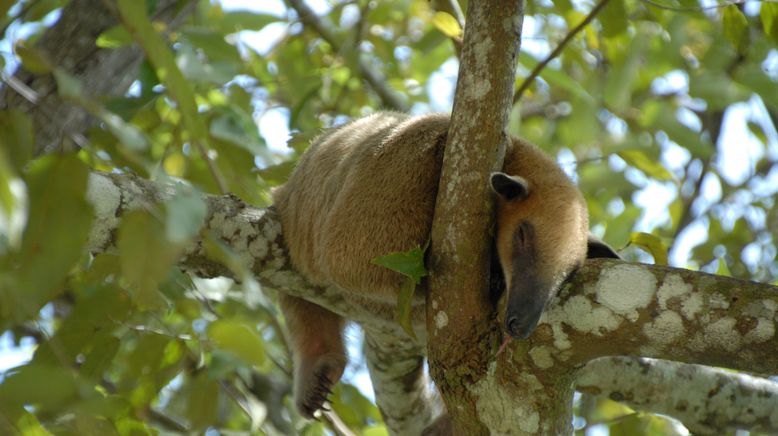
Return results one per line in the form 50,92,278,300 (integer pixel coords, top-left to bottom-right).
577,357,778,434
84,171,778,434
0,0,195,155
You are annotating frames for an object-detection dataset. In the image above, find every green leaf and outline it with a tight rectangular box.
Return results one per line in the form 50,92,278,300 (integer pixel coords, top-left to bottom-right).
186,372,219,430
363,426,389,436
0,364,85,413
600,0,628,38
0,151,18,228
0,110,34,172
519,53,595,103
0,0,13,19
395,278,417,339
617,150,674,181
209,108,267,155
117,0,211,159
629,232,668,265
117,210,179,309
180,27,241,63
431,12,461,38
81,335,121,379
761,2,778,46
13,155,92,317
603,205,641,249
96,25,134,49
715,257,732,277
722,5,749,51
215,12,280,32
604,34,646,112
52,67,84,99
164,185,206,244
53,69,150,153
256,160,296,185
372,243,428,338
207,319,266,366
15,45,52,74
371,243,429,285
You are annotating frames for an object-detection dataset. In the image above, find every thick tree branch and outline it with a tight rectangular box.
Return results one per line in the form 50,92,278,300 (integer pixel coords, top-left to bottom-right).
85,172,778,434
285,0,408,112
363,327,441,435
0,0,195,155
520,260,778,374
577,357,778,435
426,1,524,433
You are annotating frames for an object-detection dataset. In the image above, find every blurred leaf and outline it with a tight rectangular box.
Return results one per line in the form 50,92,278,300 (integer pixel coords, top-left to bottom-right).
761,2,778,45
185,372,219,430
617,150,674,181
604,33,646,112
210,107,267,155
603,205,641,249
164,185,206,244
600,0,628,38
34,285,130,366
81,335,122,378
207,319,266,366
12,155,92,319
519,53,595,103
0,110,34,171
0,151,18,230
431,12,461,38
256,160,296,185
117,209,179,309
117,0,213,165
722,5,749,51
331,383,383,429
629,232,668,265
15,44,52,74
0,364,86,413
53,69,150,154
363,425,389,436
715,257,732,277
0,0,13,18
96,25,133,48
215,11,280,32
181,27,241,62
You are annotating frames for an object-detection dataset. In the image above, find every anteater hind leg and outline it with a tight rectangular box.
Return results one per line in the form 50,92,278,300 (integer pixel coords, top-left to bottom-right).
279,294,346,418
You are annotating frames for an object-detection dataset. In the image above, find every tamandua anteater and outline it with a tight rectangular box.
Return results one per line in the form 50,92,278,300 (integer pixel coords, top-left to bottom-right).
272,112,619,418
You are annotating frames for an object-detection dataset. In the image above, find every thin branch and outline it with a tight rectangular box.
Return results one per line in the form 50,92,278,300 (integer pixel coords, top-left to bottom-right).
285,0,407,111
148,408,190,433
638,0,767,12
513,0,611,105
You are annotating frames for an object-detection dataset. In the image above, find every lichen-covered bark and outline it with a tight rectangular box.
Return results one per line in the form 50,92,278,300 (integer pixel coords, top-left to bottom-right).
577,357,778,434
363,327,441,434
425,1,524,433
522,260,778,374
0,0,194,155
85,171,778,434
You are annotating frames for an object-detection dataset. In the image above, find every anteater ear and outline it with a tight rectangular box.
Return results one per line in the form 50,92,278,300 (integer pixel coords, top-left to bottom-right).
490,172,529,201
587,234,621,259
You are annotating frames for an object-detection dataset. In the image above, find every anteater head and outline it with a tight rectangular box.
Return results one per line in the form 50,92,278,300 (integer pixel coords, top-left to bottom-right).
490,172,619,339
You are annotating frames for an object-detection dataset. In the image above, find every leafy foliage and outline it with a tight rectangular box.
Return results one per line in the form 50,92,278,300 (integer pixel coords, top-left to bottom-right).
0,0,777,434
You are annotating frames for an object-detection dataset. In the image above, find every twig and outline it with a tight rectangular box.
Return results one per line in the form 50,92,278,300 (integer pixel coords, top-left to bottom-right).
638,0,761,12
322,409,358,436
513,0,611,105
285,0,407,111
